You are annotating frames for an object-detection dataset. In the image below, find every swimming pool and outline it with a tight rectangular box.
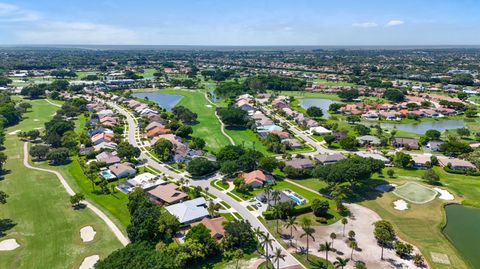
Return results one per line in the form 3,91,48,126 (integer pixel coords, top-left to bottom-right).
282,189,307,205
99,170,116,180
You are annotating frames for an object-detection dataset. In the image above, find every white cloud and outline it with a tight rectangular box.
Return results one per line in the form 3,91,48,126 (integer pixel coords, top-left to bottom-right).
352,22,378,28
0,3,39,22
385,20,404,27
16,21,138,44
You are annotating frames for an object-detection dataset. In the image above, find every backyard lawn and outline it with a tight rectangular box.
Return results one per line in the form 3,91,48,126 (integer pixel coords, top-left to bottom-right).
0,99,122,269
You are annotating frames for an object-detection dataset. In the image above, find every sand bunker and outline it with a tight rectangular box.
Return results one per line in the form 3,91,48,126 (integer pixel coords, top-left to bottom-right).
0,239,20,251
8,130,20,135
33,119,39,121
434,188,454,201
393,199,408,211
205,105,213,108
80,226,96,242
79,255,100,269
375,183,397,192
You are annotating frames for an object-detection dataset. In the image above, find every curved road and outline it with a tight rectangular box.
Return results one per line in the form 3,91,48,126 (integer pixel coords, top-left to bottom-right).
23,142,130,246
108,101,304,269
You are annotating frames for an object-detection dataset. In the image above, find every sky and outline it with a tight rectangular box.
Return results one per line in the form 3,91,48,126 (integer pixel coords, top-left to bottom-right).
0,0,479,46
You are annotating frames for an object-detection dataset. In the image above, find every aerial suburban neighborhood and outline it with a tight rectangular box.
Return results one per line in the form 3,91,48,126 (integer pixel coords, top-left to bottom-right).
0,1,480,269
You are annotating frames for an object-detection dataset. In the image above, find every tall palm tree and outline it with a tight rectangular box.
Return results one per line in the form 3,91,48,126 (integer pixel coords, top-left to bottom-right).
273,248,286,269
341,218,348,236
349,240,358,260
234,249,244,269
207,201,217,218
272,205,282,234
253,227,265,253
264,184,273,203
283,216,297,246
272,189,281,205
319,241,333,263
261,233,274,268
300,223,315,261
333,257,350,269
330,232,337,248
310,259,329,269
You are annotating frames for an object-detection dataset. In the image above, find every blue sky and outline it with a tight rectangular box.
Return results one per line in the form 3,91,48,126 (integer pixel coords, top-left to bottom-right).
0,0,479,45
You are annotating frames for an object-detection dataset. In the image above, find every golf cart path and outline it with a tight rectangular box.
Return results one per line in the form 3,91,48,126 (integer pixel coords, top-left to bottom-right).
23,142,129,246
45,99,62,107
204,91,236,145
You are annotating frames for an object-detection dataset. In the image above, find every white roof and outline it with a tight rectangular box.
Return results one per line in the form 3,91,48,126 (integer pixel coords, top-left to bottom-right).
165,197,208,224
126,172,164,190
309,126,332,134
355,152,390,163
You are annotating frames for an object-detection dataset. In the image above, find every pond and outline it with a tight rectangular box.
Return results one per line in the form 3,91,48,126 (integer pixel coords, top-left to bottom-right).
374,119,466,134
443,204,480,268
299,98,342,118
132,92,183,112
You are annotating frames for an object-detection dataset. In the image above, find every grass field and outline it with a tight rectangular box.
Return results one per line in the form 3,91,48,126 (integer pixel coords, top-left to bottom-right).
287,167,474,269
310,79,355,87
272,90,341,101
393,182,438,204
0,99,122,269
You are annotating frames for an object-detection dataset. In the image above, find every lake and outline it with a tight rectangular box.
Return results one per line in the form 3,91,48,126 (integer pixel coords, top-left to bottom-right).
132,92,183,111
375,119,466,134
443,204,480,268
299,98,342,118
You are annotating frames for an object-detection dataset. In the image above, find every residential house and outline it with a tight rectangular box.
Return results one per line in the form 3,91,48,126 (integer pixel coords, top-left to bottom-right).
284,158,314,169
147,183,188,204
426,140,445,152
270,130,290,140
437,157,477,171
93,141,117,151
95,151,121,165
357,135,381,145
91,132,114,145
355,152,390,164
411,155,431,168
197,217,226,240
88,127,113,137
240,170,273,188
146,126,172,138
165,197,209,224
315,153,346,165
145,121,165,132
392,137,419,150
309,126,332,135
282,138,302,149
118,172,165,193
109,163,136,178
255,191,294,206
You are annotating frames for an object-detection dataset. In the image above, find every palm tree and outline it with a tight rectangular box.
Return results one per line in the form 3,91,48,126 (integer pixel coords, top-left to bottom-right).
283,216,297,246
300,223,315,261
264,184,273,202
349,240,358,260
348,230,356,241
319,241,334,263
330,232,337,248
341,218,348,236
273,248,286,269
310,259,329,269
234,249,244,269
333,257,350,269
272,189,281,205
261,233,274,268
272,205,282,234
207,201,217,218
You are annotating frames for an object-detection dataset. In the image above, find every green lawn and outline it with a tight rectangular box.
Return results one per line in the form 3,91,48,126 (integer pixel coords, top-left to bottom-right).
224,127,269,154
310,79,355,87
272,90,341,101
0,99,122,269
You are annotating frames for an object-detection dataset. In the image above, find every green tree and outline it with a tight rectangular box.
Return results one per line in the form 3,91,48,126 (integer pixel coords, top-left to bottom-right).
260,232,274,268
373,220,396,260
126,188,161,243
422,169,440,184
186,157,218,176
387,169,395,178
439,140,473,157
306,106,324,118
116,141,141,161
46,147,70,165
349,240,358,260
175,125,193,138
283,216,297,246
300,217,315,261
311,199,330,217
152,138,173,161
319,241,333,263
273,248,286,269
334,257,350,269
339,136,359,150
323,134,336,146
393,152,413,168
383,89,405,102
341,218,348,236
69,193,85,208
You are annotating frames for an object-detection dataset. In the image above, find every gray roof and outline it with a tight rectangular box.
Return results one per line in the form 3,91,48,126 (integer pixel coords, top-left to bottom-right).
284,158,314,169
315,153,346,164
256,191,294,206
165,197,209,224
357,135,381,145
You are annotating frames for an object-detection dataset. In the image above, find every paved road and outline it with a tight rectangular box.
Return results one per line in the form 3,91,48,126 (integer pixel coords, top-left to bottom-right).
109,101,304,269
23,142,130,246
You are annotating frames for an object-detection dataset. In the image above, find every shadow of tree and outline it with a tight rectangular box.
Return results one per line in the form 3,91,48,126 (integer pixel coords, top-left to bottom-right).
0,219,16,237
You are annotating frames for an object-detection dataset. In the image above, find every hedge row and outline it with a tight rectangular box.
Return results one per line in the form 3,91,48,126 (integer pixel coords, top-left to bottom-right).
262,204,312,220
443,166,480,176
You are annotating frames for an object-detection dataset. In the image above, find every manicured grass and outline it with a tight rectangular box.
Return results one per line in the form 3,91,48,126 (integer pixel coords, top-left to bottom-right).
272,90,341,101
152,88,232,152
288,178,330,193
292,253,335,269
0,99,122,269
311,79,355,87
224,127,269,154
36,157,131,229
